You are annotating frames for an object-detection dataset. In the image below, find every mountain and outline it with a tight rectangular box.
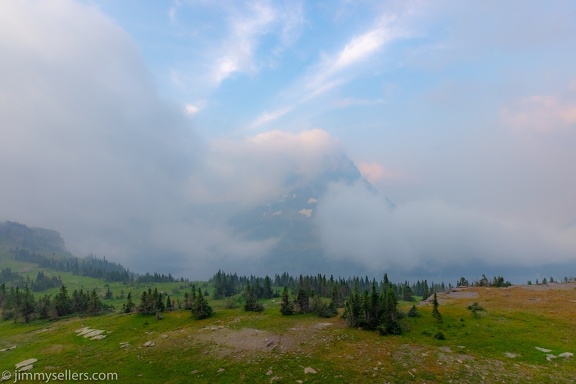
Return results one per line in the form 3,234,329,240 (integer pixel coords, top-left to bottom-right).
227,154,392,276
0,221,72,257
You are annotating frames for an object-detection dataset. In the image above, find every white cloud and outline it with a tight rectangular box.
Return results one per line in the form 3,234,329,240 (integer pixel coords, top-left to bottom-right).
316,181,576,271
502,94,576,133
265,11,404,119
192,129,344,206
333,20,395,72
210,1,304,85
0,0,288,277
250,107,292,129
185,102,203,116
336,97,386,108
357,161,403,184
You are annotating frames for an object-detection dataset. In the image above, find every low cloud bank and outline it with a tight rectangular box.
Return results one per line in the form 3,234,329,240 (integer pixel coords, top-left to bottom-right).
317,181,576,272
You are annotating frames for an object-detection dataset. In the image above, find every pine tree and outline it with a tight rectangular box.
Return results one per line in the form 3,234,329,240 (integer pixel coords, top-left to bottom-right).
183,292,192,310
191,287,213,319
36,294,52,319
295,288,310,314
87,289,104,315
263,276,273,299
53,285,72,317
432,293,442,323
402,282,414,301
280,287,294,315
343,282,361,327
244,282,264,312
378,285,401,335
18,284,36,323
124,292,135,313
407,304,419,317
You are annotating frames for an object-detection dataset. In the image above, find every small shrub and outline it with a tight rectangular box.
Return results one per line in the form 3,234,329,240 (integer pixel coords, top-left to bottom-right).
467,302,484,311
421,329,433,336
2,310,14,321
244,301,264,312
407,305,420,318
467,302,484,318
224,297,238,309
434,331,446,340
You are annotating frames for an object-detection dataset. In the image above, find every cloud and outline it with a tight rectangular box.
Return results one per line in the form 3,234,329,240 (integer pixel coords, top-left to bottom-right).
185,102,204,116
0,0,295,277
502,94,576,133
243,13,402,128
191,129,344,206
357,162,403,184
336,98,386,108
250,107,292,129
304,16,399,99
316,181,576,272
332,19,395,72
210,1,304,85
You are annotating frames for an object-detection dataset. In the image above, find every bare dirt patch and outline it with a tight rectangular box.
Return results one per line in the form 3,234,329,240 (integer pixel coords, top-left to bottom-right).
195,327,281,353
520,282,576,291
193,321,340,357
421,287,479,305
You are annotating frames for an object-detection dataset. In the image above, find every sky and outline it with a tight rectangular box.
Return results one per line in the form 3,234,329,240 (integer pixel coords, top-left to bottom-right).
1,0,576,281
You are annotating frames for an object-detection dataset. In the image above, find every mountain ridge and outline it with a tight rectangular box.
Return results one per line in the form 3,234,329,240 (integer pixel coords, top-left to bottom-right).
0,221,72,257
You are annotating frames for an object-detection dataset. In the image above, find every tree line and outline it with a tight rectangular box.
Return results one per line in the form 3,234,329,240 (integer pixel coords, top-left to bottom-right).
210,270,447,303
0,283,111,323
11,248,184,284
129,284,212,320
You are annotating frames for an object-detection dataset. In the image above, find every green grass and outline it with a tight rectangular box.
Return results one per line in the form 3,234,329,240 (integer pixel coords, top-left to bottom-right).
1,291,575,383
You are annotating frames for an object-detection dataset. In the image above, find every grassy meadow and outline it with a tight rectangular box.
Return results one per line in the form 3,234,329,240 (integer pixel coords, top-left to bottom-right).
1,277,575,383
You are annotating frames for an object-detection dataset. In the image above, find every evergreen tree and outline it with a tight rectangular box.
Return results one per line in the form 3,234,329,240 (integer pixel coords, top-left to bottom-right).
244,282,264,312
280,287,294,315
263,276,273,299
402,282,414,301
330,285,341,308
137,288,163,315
191,287,213,319
310,294,337,318
0,283,6,308
407,304,420,318
72,289,88,313
432,293,442,323
343,282,362,327
124,292,135,313
36,294,52,319
378,285,401,335
53,285,73,317
155,288,165,313
295,288,310,314
183,292,192,310
87,289,104,315
18,284,36,323
422,280,429,300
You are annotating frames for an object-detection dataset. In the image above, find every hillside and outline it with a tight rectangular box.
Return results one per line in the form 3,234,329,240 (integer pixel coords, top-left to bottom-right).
0,221,72,257
0,284,575,383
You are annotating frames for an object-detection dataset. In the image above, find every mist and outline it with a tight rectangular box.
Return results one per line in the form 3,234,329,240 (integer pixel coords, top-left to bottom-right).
317,181,576,278
1,0,575,281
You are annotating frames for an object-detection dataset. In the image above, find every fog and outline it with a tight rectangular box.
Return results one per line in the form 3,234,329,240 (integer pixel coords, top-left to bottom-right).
317,182,576,276
1,0,575,281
